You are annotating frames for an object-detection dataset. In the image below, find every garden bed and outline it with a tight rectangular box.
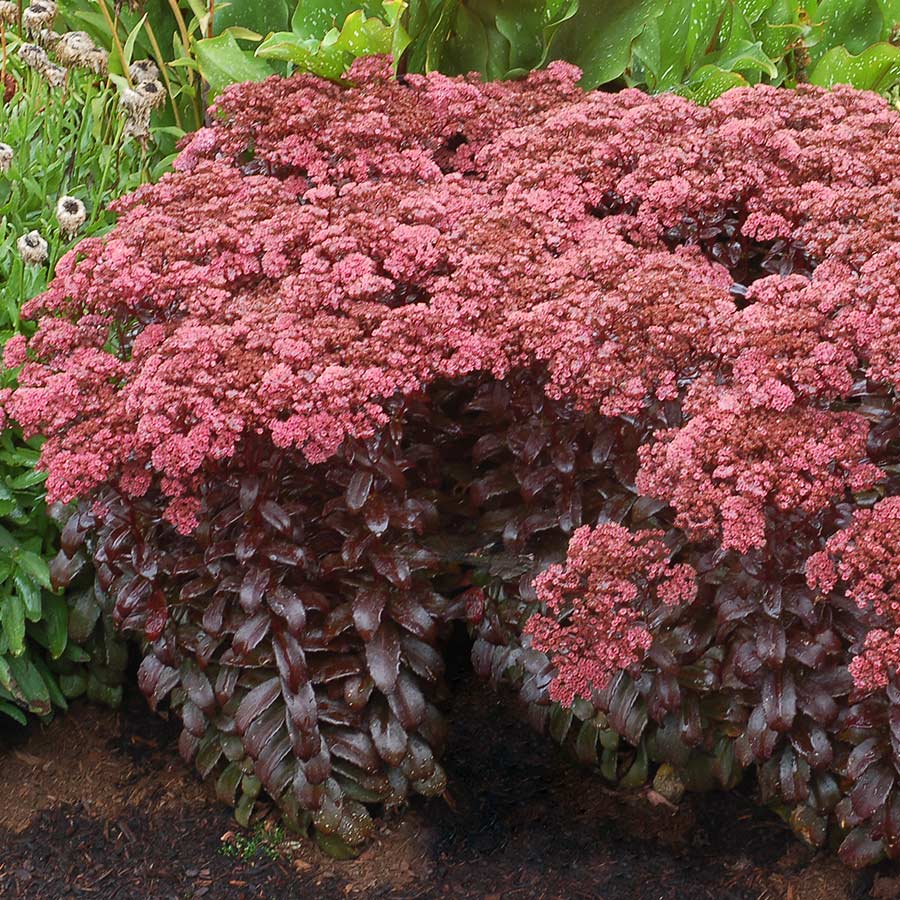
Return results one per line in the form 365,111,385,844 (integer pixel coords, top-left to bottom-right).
0,662,893,900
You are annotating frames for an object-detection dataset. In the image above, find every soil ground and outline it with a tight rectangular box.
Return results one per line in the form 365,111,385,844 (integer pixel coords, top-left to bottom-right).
0,666,897,900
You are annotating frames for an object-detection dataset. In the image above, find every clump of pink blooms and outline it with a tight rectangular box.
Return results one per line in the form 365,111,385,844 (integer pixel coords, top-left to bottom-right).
808,498,900,693
12,61,900,556
525,524,696,705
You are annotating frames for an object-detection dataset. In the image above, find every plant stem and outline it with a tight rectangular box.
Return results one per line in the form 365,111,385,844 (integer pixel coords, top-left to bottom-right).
96,0,133,88
142,18,183,130
166,0,202,128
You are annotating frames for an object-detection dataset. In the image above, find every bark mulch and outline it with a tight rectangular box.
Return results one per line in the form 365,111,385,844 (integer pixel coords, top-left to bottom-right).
0,668,896,900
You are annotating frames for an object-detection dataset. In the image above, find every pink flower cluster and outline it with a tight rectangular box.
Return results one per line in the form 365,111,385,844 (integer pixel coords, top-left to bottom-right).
808,498,900,693
7,61,900,706
9,63,899,546
525,524,696,706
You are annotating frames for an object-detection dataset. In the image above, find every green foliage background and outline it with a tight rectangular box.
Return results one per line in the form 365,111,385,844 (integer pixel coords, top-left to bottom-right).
192,0,900,102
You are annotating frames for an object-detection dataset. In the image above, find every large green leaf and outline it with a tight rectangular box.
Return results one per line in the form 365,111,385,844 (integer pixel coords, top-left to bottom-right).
549,0,666,87
811,0,888,62
1,593,25,657
195,31,276,95
6,653,50,715
809,41,900,90
629,0,777,93
214,0,294,35
257,1,409,78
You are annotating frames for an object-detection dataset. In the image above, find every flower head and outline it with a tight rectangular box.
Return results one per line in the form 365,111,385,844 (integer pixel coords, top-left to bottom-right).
22,0,56,33
130,58,159,84
56,196,87,240
17,230,48,266
54,31,106,75
0,143,12,173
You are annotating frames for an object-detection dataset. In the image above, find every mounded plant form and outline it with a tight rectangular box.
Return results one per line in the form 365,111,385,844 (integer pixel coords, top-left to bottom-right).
8,59,900,866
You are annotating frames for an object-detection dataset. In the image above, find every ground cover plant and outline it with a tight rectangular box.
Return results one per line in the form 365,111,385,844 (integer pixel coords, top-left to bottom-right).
8,57,900,868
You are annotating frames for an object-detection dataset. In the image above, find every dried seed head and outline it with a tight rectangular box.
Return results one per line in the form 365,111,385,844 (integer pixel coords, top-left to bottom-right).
0,143,11,174
83,47,109,76
18,43,52,73
123,105,151,145
22,1,57,33
0,1,17,24
34,28,61,51
136,79,165,110
129,58,159,84
120,86,149,115
55,31,99,68
42,61,66,88
56,195,86,239
17,230,48,266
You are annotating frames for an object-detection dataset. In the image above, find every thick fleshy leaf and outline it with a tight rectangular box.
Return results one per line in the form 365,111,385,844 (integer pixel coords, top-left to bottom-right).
244,706,285,759
368,700,408,766
273,630,308,692
352,586,387,641
346,471,374,512
268,585,307,635
239,567,270,615
138,654,180,711
325,726,381,773
400,635,444,682
838,826,885,868
387,669,426,730
182,662,216,715
232,611,271,657
366,620,401,694
235,677,281,735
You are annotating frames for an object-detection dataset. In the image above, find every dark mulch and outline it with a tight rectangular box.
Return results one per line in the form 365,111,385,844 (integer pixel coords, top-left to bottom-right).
0,663,896,900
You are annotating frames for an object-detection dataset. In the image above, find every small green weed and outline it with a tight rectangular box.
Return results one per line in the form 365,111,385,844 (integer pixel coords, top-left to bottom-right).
220,823,286,862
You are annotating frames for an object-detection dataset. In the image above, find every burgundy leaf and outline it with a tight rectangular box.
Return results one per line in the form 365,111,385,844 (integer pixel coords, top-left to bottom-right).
346,470,374,512
368,700,408,766
181,700,207,737
388,592,435,641
232,610,271,657
239,567,270,615
181,663,216,716
255,730,292,790
386,669,426,730
234,676,281,735
239,475,260,513
268,585,307,635
366,621,401,694
343,675,374,710
362,495,389,536
50,550,84,591
400,635,444,681
138,654,180,711
144,589,168,641
201,592,229,637
352,586,387,641
260,499,292,535
244,706,285,759
309,654,363,684
273,630,308,692
368,547,411,589
323,602,354,641
324,726,381,773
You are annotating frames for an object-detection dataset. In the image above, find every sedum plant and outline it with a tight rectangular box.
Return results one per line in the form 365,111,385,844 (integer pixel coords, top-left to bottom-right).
10,59,900,866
